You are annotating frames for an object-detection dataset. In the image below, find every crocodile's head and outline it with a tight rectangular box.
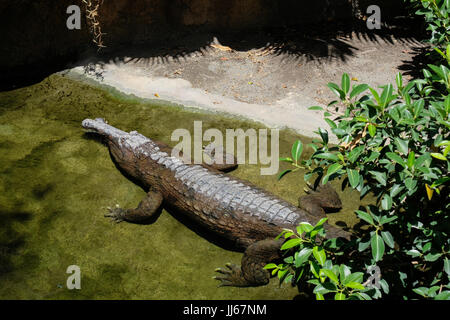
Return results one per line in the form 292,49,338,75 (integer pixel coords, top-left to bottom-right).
81,118,147,178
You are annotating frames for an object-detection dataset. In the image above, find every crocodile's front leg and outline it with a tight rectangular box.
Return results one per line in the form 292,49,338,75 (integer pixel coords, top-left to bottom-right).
202,143,238,172
105,189,163,223
214,239,284,287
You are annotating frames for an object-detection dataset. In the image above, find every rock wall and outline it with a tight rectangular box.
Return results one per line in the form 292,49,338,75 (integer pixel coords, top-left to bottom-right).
0,0,406,87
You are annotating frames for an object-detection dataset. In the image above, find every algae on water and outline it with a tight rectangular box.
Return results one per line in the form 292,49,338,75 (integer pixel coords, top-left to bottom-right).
0,74,366,299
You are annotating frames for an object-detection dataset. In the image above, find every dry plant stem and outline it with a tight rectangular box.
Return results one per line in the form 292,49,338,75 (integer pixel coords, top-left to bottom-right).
82,0,106,50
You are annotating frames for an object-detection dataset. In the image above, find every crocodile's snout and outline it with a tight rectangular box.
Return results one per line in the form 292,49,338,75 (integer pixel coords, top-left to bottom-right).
81,118,130,141
81,118,108,133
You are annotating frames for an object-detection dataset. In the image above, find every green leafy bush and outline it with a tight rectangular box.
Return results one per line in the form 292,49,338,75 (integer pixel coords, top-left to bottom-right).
274,70,449,299
269,0,450,300
405,0,450,47
265,218,375,300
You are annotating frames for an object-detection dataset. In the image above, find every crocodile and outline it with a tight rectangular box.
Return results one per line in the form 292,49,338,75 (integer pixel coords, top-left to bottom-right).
82,118,350,287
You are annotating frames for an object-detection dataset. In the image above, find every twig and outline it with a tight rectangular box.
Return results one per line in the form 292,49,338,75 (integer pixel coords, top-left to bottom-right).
82,0,106,50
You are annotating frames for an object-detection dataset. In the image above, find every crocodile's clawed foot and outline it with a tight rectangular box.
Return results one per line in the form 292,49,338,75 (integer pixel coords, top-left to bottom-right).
214,263,246,287
104,205,126,223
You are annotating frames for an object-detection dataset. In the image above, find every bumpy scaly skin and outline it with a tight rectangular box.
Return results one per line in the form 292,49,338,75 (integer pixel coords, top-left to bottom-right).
82,118,350,287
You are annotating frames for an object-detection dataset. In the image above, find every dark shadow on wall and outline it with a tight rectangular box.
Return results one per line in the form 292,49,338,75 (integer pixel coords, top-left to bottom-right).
74,17,425,77
1,1,424,91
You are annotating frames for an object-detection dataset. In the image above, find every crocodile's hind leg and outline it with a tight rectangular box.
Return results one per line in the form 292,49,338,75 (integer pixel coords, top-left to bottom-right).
299,183,351,240
298,182,342,217
214,239,284,287
105,189,163,223
155,140,237,172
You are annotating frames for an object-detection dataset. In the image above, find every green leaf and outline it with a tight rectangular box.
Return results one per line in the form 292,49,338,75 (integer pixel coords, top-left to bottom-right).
356,210,374,225
413,99,425,118
294,248,313,267
358,240,371,252
444,258,450,276
348,145,364,163
394,138,409,155
386,152,405,167
406,249,421,258
334,292,347,300
413,287,428,297
342,73,350,94
309,106,324,111
379,279,389,294
299,222,313,233
326,163,343,177
381,231,395,249
431,153,447,160
310,261,321,278
313,283,336,295
371,232,385,262
355,292,372,300
277,268,289,281
404,178,417,193
431,177,450,188
428,64,445,79
278,169,292,181
368,124,376,137
313,246,326,266
314,152,340,162
380,84,394,108
291,140,303,163
339,265,351,283
347,169,360,188
350,84,369,99
343,272,364,285
380,215,398,225
369,171,387,186
445,95,450,114
328,82,345,99
407,151,415,169
424,252,442,262
365,151,380,163
435,291,450,300
314,217,328,228
355,116,368,122
344,282,365,290
381,194,392,211
390,184,403,198
264,263,278,270
324,118,337,129
321,269,339,284
281,238,302,250
318,128,329,145
369,87,381,105
396,72,403,89
315,293,325,300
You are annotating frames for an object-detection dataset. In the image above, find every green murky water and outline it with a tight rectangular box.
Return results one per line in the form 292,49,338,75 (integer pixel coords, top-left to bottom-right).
0,74,367,299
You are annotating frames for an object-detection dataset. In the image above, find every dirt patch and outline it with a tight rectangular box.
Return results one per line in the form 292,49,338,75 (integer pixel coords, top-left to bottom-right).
69,25,427,138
